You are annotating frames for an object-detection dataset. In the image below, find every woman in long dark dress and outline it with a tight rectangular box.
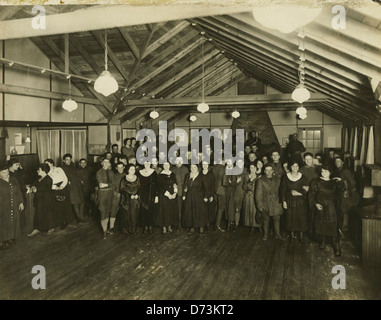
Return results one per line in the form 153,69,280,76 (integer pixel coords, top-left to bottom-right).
182,164,208,234
309,165,342,256
28,164,57,236
280,160,309,244
138,161,158,234
242,164,260,233
120,164,140,235
200,162,215,230
156,162,178,234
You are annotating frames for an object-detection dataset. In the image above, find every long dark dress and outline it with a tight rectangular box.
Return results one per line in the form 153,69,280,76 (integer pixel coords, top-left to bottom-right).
280,173,309,232
33,175,57,231
309,178,340,237
138,170,158,227
225,170,247,221
0,176,23,242
155,172,178,226
62,163,85,205
120,176,140,231
200,170,216,224
242,174,260,227
182,173,208,228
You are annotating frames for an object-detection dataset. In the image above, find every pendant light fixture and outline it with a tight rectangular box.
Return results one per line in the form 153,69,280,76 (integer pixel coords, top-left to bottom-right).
253,4,322,34
189,114,197,122
25,124,31,143
232,109,240,119
197,41,209,114
62,76,78,112
94,30,119,97
150,109,159,119
292,29,311,106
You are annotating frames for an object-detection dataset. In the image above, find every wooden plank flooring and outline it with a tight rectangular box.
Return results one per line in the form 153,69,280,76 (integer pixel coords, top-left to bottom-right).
0,219,380,300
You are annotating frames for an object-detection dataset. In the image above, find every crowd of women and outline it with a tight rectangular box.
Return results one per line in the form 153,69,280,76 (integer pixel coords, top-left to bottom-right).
0,134,359,257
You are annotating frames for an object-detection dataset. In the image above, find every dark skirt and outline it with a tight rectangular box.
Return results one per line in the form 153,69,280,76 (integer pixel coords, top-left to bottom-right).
33,193,58,230
54,187,75,225
315,200,338,237
155,195,179,226
182,191,208,228
285,204,309,232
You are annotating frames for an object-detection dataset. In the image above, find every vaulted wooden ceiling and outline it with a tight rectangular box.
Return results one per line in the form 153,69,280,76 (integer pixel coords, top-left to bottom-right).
0,3,380,126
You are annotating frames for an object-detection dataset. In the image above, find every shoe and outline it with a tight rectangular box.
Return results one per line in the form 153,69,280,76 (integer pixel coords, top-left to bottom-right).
334,242,342,257
108,228,115,235
122,228,128,235
199,227,204,234
290,232,296,240
319,242,325,250
275,234,287,241
60,223,68,230
162,226,167,234
298,234,305,244
148,226,153,234
143,226,148,234
262,234,268,241
188,227,195,234
102,231,107,239
216,226,225,232
168,226,173,233
28,229,40,237
47,228,55,235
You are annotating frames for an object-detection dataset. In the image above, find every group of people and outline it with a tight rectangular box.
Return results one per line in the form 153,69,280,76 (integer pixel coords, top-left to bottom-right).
0,132,359,257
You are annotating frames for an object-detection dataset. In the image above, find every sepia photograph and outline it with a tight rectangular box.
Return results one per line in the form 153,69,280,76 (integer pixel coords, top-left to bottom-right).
0,0,380,302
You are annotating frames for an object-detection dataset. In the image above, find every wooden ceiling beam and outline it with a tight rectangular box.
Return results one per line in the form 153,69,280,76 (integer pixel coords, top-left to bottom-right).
169,59,235,98
0,5,252,40
39,37,113,117
145,49,221,98
197,16,367,90
91,30,129,82
229,13,381,81
0,6,20,20
142,21,190,59
118,27,140,61
0,83,103,105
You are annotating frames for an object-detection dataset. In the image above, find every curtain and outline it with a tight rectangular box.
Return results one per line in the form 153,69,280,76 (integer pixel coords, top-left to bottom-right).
352,126,358,158
343,127,349,153
365,126,375,165
359,126,367,165
36,130,60,164
60,129,87,163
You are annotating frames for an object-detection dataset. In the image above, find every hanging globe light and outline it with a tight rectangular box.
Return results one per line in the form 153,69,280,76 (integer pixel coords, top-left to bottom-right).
189,115,197,122
197,102,209,113
296,106,307,115
232,110,240,118
149,110,159,119
94,70,119,97
299,113,307,120
62,98,78,112
94,30,119,97
292,84,311,104
253,5,322,34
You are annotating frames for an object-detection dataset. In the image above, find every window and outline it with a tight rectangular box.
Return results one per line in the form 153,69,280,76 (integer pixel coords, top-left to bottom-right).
298,128,322,156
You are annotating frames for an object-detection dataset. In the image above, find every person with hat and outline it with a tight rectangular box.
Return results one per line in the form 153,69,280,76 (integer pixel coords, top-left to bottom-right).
0,163,24,249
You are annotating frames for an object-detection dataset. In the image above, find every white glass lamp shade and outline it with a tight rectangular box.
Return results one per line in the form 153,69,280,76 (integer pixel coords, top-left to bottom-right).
296,106,307,115
94,70,119,96
150,110,159,119
62,99,78,112
190,115,197,122
299,113,307,120
25,136,31,143
232,110,240,118
253,5,322,34
292,84,311,104
197,102,209,113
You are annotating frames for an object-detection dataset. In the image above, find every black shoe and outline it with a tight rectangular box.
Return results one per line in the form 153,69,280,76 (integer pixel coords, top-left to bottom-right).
334,242,342,257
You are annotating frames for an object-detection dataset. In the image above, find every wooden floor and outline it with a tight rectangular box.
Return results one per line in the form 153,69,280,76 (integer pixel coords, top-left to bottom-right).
0,219,380,300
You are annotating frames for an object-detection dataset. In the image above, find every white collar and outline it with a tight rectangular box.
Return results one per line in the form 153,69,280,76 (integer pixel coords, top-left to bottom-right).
287,172,302,181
